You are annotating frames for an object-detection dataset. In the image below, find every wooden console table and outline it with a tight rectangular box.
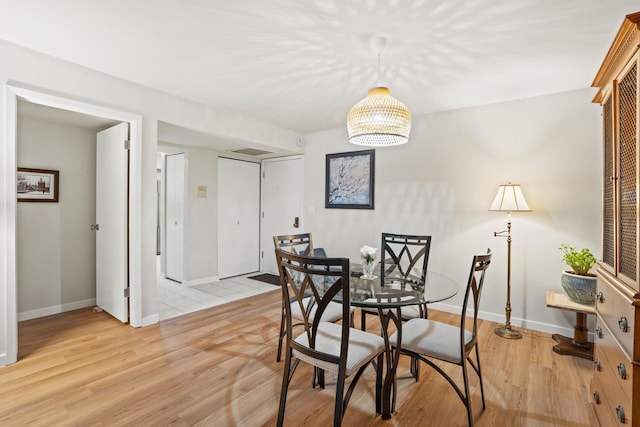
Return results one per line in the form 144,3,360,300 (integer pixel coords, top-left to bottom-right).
545,290,595,360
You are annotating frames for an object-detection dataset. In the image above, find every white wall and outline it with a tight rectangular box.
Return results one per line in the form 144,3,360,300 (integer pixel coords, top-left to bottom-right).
0,39,303,362
304,88,602,336
17,116,96,319
183,148,219,282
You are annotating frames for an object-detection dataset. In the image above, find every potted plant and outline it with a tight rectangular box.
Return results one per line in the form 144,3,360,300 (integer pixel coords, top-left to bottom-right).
559,244,597,304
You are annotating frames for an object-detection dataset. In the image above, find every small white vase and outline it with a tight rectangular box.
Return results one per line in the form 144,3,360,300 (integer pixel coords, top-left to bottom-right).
361,257,376,278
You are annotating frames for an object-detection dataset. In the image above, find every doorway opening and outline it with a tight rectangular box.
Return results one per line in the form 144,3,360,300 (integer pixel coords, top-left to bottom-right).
2,84,143,366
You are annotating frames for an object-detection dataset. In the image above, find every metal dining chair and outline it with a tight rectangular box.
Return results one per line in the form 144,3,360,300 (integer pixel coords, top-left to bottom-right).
359,233,431,380
273,233,344,362
390,249,492,427
360,233,432,330
275,249,385,426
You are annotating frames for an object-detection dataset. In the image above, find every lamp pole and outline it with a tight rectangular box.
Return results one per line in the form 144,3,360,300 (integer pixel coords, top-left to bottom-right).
494,213,522,339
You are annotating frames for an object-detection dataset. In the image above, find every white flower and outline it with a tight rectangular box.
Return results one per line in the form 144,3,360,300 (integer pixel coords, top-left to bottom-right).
360,246,378,263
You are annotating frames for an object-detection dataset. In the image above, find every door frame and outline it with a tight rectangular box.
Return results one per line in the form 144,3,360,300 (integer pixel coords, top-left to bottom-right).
1,84,143,366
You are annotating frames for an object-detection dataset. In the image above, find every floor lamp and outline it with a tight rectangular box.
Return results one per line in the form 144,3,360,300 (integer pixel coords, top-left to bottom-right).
490,183,531,339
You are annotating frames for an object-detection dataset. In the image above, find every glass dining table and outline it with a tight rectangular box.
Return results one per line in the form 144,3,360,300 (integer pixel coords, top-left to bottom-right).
347,263,459,420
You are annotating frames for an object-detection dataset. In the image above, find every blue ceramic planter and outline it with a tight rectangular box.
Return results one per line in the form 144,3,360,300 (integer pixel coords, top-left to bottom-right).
561,271,597,304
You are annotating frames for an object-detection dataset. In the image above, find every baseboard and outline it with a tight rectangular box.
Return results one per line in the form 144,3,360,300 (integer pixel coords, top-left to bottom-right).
18,298,96,321
142,314,159,327
181,276,219,287
429,301,579,339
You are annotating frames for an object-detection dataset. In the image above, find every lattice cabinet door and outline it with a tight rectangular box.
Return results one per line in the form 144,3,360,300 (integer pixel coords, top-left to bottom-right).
616,60,638,289
602,94,615,271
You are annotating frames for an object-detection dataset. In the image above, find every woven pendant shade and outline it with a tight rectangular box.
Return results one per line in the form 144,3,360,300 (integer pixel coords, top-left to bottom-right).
347,86,411,146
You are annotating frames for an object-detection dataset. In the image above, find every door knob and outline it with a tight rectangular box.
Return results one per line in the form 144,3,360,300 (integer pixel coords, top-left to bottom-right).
293,217,299,228
90,224,100,231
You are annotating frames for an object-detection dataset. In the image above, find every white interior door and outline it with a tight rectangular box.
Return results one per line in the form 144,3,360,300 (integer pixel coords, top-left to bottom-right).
96,122,129,323
165,153,185,282
260,157,304,275
218,158,260,278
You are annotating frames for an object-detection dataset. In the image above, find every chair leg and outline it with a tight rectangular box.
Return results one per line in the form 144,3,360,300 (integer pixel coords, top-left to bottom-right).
334,368,347,427
475,346,486,409
276,310,286,362
360,310,367,331
312,367,325,389
461,361,474,427
375,353,383,414
410,356,420,381
277,349,292,427
411,304,425,379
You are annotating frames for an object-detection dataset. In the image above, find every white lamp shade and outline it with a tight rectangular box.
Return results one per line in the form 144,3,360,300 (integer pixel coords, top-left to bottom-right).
489,184,531,212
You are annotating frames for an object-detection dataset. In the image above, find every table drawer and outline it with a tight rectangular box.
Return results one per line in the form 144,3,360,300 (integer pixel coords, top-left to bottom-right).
592,342,632,425
596,274,634,356
594,315,633,400
591,374,626,427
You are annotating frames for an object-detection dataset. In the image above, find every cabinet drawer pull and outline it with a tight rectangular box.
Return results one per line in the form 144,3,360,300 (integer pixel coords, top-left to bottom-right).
616,405,625,423
618,317,628,333
593,391,600,404
596,291,604,303
595,327,603,338
595,360,602,371
618,363,627,380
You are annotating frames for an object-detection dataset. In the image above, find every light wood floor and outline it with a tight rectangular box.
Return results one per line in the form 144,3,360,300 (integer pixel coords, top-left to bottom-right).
1,289,597,426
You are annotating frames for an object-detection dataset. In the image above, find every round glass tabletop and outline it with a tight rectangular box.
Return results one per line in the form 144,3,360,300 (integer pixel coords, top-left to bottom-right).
348,263,459,309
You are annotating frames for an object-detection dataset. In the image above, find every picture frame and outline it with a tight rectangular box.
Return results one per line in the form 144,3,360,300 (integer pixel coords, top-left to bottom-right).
17,168,59,203
325,149,375,209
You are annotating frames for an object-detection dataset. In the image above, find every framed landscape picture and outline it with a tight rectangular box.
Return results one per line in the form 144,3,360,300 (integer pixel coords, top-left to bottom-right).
17,168,59,202
325,149,374,209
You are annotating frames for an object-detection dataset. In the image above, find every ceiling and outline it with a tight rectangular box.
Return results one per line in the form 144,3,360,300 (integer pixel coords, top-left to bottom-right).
17,100,120,131
2,0,637,136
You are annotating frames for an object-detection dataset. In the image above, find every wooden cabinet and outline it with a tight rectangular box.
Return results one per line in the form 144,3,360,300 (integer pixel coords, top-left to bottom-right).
591,12,640,427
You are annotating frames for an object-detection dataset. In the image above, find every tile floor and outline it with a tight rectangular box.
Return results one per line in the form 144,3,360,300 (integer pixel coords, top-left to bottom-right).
156,268,279,321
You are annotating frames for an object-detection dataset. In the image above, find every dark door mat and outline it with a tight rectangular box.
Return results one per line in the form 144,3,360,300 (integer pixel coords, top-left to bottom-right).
248,273,281,286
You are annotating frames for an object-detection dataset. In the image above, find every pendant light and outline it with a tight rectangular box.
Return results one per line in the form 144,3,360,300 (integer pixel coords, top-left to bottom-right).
347,35,411,147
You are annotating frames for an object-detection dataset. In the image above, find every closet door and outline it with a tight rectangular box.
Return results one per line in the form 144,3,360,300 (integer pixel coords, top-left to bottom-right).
217,158,260,278
165,153,185,282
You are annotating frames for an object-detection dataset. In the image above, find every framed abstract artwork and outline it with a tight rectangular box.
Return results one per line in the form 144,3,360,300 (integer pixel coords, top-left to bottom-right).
17,168,59,202
325,149,375,209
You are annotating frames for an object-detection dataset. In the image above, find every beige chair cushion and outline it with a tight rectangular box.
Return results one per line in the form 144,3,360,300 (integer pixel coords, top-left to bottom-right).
361,304,423,319
390,318,473,364
293,322,385,375
291,297,353,322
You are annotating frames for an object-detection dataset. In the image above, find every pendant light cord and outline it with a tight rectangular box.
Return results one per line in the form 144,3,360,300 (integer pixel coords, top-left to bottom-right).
377,52,381,87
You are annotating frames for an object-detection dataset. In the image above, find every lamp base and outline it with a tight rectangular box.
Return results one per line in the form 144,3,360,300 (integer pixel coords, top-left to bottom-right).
494,325,522,340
